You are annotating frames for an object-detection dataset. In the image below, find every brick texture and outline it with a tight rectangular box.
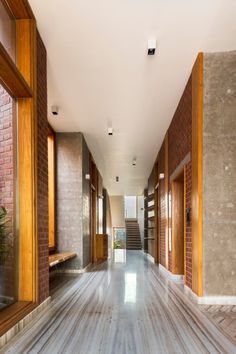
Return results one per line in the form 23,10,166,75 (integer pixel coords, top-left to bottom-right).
168,76,192,288
37,31,49,303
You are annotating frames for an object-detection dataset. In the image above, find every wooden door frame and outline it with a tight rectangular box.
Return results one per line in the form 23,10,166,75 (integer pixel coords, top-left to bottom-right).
48,127,56,251
171,167,186,276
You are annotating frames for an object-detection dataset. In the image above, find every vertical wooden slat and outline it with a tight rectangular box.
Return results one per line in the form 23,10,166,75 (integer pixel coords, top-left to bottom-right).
16,19,38,302
164,133,169,270
48,134,55,249
184,166,186,282
192,53,203,296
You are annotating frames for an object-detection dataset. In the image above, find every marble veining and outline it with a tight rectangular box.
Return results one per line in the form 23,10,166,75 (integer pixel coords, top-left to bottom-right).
1,250,235,354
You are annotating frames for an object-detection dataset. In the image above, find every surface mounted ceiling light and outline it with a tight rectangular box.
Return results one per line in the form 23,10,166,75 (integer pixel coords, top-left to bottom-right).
148,39,156,55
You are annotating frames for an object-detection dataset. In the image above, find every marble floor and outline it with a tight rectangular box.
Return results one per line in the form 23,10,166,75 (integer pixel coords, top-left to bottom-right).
1,250,236,354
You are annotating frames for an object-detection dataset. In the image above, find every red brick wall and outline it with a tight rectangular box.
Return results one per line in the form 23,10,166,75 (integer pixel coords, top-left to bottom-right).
159,141,166,267
168,76,192,287
0,86,14,217
37,32,49,303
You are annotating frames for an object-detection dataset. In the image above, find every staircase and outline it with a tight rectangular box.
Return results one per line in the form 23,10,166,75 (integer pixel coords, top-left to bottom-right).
125,219,142,250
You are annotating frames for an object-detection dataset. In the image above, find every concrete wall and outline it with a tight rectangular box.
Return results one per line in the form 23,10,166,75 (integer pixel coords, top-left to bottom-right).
56,133,83,269
110,196,125,228
203,51,236,296
137,196,144,249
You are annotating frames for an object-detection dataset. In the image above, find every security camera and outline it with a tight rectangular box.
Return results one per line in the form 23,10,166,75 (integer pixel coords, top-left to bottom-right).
51,105,59,116
148,39,157,55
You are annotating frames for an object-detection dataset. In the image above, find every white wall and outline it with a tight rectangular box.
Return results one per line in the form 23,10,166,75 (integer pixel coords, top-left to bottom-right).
137,196,144,249
110,196,125,228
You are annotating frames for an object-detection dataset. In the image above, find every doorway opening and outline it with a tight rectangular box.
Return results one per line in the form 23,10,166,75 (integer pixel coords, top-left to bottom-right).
171,169,185,275
124,196,137,219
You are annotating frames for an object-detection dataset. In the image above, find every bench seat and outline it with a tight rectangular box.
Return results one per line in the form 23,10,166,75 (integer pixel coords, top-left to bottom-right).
49,252,76,268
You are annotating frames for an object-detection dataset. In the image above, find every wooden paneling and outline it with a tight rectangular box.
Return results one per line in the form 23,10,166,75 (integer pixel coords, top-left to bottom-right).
95,234,108,261
164,133,169,269
48,133,55,250
2,0,35,19
192,53,203,296
16,19,38,302
171,171,184,275
0,42,32,98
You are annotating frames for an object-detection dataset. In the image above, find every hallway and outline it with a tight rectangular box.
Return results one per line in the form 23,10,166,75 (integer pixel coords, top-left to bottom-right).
1,251,235,354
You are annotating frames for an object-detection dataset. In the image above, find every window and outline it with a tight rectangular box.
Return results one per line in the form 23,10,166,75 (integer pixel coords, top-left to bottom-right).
0,84,18,310
0,2,16,62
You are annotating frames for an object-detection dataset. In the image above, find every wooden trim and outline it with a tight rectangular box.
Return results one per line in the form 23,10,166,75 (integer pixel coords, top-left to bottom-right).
0,302,36,337
164,132,169,270
0,42,32,98
2,0,35,19
192,53,203,296
184,166,187,281
16,19,38,302
48,133,56,250
171,170,185,275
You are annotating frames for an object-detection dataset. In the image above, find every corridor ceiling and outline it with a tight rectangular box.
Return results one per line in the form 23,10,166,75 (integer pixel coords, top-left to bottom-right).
29,0,236,195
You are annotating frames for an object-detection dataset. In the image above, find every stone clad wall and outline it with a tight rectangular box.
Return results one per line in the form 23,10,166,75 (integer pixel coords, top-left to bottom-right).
203,51,236,296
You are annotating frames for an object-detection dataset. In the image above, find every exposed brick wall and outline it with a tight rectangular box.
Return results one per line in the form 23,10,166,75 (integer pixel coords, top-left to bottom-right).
0,86,14,216
37,32,49,303
167,76,192,287
159,141,166,267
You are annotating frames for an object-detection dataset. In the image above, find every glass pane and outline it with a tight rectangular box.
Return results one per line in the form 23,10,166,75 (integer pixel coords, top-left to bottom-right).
113,228,126,249
124,196,137,219
0,84,18,310
0,2,16,62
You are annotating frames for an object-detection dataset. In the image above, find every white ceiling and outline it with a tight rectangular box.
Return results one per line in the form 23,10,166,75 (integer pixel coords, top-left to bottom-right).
29,0,236,196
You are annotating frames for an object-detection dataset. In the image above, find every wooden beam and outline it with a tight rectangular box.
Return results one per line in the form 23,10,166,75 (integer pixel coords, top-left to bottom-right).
16,19,38,302
0,42,32,98
2,0,35,19
192,53,203,296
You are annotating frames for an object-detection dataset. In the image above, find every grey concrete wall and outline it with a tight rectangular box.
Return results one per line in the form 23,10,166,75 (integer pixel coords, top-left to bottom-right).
56,133,83,269
82,136,91,267
203,51,236,296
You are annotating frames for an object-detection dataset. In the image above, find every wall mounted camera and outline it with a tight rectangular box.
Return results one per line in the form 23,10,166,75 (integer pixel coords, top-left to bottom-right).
51,105,59,116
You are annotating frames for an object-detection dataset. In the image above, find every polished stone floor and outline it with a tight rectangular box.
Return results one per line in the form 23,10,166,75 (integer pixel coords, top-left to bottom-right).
1,250,236,354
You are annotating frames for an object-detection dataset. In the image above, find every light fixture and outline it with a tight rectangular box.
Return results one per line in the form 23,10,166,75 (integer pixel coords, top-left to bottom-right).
108,127,113,136
51,105,59,116
159,173,164,180
85,174,90,180
148,39,156,55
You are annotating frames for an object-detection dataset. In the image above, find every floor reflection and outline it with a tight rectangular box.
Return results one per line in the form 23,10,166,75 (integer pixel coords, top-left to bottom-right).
113,249,126,263
124,273,137,304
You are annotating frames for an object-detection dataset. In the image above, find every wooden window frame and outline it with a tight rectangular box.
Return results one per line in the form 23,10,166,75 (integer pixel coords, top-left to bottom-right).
0,0,38,335
48,126,56,251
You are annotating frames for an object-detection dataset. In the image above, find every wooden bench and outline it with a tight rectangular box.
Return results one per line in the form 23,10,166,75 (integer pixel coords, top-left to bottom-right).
49,252,76,268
